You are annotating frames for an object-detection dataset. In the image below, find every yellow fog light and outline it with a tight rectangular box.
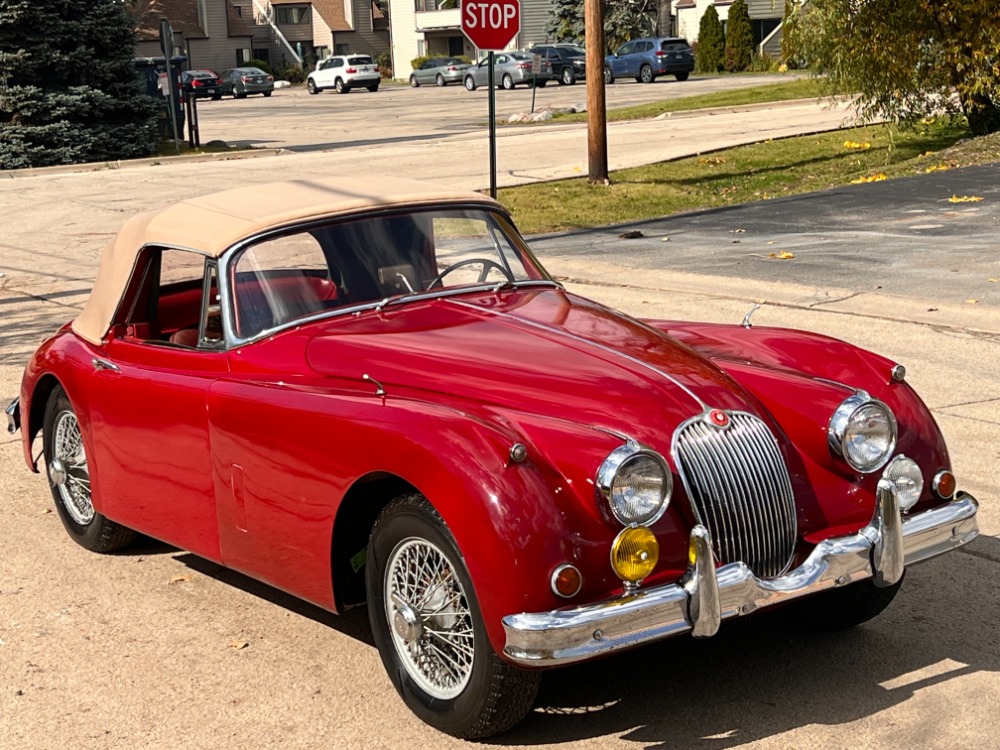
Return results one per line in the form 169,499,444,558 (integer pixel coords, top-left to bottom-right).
610,526,659,583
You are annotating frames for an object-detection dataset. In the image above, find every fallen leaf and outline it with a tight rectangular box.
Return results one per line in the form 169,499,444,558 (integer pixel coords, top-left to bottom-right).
660,236,670,242
730,228,746,234
988,278,998,283
948,195,984,203
769,251,795,260
843,140,872,150
731,239,741,244
851,173,887,184
927,307,939,312
966,299,979,304
168,575,188,585
767,240,776,245
228,640,249,650
42,509,52,515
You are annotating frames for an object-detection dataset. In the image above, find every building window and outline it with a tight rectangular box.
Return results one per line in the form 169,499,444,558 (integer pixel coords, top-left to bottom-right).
335,43,350,55
416,39,426,56
276,6,310,24
315,45,329,60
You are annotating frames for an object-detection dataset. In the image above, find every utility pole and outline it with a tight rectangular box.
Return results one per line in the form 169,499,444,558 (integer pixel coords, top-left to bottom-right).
585,0,608,184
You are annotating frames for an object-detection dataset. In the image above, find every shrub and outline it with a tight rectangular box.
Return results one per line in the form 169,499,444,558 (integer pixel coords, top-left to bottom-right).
376,51,392,78
411,55,432,71
724,0,753,72
278,64,306,84
695,6,725,73
248,58,273,75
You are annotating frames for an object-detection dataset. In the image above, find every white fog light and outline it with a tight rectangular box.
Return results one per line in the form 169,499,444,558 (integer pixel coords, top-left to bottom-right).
828,393,897,473
882,455,923,512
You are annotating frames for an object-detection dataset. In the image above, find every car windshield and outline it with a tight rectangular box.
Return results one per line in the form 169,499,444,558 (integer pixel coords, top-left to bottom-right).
227,208,553,339
347,56,373,65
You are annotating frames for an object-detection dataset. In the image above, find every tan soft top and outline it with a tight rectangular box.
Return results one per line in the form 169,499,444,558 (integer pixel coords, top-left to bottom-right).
72,176,499,344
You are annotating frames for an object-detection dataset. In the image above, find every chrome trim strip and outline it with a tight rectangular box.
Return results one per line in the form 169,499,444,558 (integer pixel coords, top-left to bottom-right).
5,397,19,434
501,491,978,666
447,298,708,410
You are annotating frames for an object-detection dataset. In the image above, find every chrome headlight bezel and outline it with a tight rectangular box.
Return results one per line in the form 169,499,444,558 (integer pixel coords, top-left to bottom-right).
596,443,672,526
828,393,898,473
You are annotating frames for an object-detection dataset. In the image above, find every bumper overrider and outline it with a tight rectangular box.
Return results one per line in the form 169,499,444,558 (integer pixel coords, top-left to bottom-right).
502,482,979,666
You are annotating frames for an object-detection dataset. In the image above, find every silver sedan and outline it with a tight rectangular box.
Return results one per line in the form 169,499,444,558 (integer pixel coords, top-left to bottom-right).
462,52,554,91
409,57,471,87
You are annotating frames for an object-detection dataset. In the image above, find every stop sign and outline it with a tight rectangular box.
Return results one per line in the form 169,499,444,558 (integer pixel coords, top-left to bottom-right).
461,0,520,51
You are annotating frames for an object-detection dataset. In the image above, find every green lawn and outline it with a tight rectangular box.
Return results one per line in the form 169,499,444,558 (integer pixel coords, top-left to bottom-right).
498,118,973,235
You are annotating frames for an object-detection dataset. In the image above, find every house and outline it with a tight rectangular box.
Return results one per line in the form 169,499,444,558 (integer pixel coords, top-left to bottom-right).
387,0,556,81
235,0,390,69
134,0,256,72
672,0,785,55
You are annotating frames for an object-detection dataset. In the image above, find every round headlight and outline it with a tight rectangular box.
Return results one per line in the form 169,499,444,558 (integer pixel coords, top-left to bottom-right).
828,394,897,473
883,455,923,512
596,444,672,526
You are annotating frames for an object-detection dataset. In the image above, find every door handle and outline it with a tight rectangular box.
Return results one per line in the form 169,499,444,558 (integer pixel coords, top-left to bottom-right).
91,358,121,373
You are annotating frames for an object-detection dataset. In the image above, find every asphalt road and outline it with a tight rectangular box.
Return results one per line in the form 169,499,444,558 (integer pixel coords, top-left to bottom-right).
0,79,998,750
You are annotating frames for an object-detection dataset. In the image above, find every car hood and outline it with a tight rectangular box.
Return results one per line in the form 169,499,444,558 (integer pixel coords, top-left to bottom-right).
304,288,760,444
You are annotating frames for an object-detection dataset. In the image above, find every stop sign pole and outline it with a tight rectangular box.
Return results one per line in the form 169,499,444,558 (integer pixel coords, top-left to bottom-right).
461,0,521,198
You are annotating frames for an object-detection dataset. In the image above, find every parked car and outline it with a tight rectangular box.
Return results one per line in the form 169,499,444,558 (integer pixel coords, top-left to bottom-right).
604,36,695,84
529,43,587,85
220,67,274,98
7,177,979,739
408,56,470,87
308,55,380,94
180,69,223,100
463,51,553,90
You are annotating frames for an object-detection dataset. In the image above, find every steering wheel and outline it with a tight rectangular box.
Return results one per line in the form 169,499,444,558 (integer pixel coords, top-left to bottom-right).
427,258,514,289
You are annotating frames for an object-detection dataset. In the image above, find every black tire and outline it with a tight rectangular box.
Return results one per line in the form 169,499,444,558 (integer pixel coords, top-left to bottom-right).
603,66,614,85
43,386,135,553
335,78,349,94
307,78,319,94
501,73,514,90
464,76,477,91
533,78,547,88
675,71,690,81
786,576,904,629
367,83,379,92
640,64,655,83
409,75,419,88
560,66,575,85
367,494,540,739
211,94,222,100
237,91,247,99
436,74,446,87
263,91,272,97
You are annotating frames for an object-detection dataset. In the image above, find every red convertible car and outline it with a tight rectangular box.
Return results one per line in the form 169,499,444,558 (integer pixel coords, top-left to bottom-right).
7,177,979,738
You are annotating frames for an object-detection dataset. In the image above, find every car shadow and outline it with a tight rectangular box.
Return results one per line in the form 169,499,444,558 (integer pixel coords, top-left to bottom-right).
498,537,998,745
174,552,375,647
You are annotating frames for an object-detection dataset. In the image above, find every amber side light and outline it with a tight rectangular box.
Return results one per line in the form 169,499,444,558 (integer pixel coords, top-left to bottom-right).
551,565,583,598
933,470,957,499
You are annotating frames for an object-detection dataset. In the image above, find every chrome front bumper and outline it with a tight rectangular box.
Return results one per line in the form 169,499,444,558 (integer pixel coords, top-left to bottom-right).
502,484,979,666
5,397,18,434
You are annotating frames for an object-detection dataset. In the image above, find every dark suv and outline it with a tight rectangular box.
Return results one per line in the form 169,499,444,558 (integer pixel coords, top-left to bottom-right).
529,44,587,85
604,37,694,84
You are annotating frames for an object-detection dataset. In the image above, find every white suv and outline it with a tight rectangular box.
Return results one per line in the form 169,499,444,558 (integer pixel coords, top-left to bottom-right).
307,55,381,94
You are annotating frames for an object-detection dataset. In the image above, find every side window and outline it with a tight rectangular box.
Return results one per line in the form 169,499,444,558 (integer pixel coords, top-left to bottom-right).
641,42,653,53
118,247,220,348
231,231,339,339
618,42,635,56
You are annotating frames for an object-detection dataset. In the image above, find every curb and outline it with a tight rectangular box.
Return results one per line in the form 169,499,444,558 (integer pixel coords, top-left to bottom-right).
0,148,287,179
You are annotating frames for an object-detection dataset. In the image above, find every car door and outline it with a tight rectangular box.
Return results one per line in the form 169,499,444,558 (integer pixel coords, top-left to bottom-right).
637,41,654,74
417,58,436,84
87,247,228,561
473,56,490,85
613,42,635,77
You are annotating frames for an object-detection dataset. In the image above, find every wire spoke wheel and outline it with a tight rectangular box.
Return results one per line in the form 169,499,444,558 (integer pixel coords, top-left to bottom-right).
51,409,94,525
385,537,474,700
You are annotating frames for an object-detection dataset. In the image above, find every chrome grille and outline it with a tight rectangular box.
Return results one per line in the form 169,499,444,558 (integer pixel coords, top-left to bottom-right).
672,412,796,578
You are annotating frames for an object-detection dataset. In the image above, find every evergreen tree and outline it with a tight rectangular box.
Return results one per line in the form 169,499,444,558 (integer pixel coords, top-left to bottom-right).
695,6,724,73
724,0,753,72
0,0,160,169
546,0,584,42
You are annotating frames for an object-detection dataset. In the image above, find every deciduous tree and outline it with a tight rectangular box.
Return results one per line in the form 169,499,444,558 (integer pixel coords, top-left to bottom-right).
695,6,724,73
546,0,657,51
799,0,1000,136
0,0,159,169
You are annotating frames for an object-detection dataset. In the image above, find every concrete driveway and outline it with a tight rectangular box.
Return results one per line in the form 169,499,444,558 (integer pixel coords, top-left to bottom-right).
0,80,997,749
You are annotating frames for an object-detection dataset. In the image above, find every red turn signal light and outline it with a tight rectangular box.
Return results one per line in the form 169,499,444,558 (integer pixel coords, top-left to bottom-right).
932,470,956,499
